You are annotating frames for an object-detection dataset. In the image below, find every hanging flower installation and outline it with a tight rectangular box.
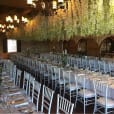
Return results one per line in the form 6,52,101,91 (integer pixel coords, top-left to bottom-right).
7,0,114,41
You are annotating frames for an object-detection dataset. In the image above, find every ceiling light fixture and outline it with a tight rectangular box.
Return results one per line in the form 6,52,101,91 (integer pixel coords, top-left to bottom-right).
0,15,28,33
26,0,69,16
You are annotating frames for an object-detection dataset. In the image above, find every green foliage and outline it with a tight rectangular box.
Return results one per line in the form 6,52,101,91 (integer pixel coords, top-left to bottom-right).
6,0,114,41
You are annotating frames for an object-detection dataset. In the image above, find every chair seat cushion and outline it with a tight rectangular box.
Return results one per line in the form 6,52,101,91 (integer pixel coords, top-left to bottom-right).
79,89,95,98
97,97,114,108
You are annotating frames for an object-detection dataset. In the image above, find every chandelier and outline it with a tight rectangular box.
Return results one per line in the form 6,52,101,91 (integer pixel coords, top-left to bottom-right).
27,0,38,8
27,0,69,16
0,15,28,33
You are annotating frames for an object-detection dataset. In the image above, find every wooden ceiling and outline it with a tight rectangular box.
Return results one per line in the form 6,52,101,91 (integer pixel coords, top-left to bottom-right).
0,0,38,23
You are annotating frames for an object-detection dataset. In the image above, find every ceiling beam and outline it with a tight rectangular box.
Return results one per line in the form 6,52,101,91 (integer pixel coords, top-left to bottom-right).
0,0,28,8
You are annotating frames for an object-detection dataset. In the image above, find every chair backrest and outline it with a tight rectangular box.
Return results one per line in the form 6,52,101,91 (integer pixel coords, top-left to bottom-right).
94,59,99,71
98,61,105,73
59,67,64,80
23,71,30,94
63,70,73,85
3,60,11,75
93,80,110,109
16,69,22,87
56,94,74,114
77,58,81,68
63,70,69,84
93,80,108,98
77,75,85,89
32,80,41,112
9,62,14,79
28,74,35,97
41,85,54,114
12,65,17,85
81,58,87,69
54,66,60,77
109,63,114,76
47,64,52,75
104,62,110,74
40,63,45,74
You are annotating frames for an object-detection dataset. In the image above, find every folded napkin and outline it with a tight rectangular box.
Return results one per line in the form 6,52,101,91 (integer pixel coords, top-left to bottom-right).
14,102,29,108
77,73,85,76
8,91,21,96
18,108,33,114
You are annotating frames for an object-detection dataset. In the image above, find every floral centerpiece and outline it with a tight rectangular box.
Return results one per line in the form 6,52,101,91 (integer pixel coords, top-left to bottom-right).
61,49,67,67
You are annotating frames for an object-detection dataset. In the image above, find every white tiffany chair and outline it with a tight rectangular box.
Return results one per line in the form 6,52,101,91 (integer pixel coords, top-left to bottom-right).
56,67,65,96
23,71,30,95
56,94,74,114
28,74,35,97
32,80,41,112
41,63,49,85
45,64,53,87
76,75,95,114
49,65,59,90
93,80,114,114
9,62,14,80
16,68,22,87
63,70,77,103
40,85,54,114
12,65,17,85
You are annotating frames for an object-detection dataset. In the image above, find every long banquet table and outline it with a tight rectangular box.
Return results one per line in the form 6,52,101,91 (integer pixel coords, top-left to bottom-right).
0,75,38,114
71,69,114,100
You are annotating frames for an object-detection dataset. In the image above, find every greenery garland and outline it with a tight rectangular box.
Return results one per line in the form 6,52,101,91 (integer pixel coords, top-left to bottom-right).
6,0,114,41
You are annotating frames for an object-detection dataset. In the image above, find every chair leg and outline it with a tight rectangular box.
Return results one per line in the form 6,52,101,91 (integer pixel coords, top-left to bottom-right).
105,107,108,114
52,80,55,90
70,91,71,102
59,84,62,96
84,98,85,114
75,90,78,107
63,84,65,97
93,101,97,114
54,80,55,90
75,94,78,108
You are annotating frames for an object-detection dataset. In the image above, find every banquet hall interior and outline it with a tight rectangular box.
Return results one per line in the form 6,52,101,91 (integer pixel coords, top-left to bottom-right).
0,0,114,114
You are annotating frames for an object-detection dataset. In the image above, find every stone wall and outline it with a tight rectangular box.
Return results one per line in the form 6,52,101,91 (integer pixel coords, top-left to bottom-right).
1,35,114,59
